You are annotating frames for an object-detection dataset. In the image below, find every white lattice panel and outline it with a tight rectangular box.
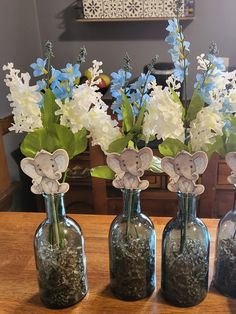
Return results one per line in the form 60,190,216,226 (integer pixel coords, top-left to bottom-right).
82,0,186,19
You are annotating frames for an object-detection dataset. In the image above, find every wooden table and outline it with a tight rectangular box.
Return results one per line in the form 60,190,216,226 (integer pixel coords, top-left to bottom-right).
0,213,235,314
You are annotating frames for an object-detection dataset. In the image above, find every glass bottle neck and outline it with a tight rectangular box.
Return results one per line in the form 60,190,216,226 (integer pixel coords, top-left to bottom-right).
122,189,141,217
177,192,196,221
233,187,236,213
43,193,66,223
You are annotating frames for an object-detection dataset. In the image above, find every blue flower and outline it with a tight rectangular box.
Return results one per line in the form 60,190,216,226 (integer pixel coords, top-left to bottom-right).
111,69,132,92
165,18,190,83
36,79,47,91
30,58,47,77
130,73,155,92
52,80,73,100
166,18,179,33
195,54,225,104
50,67,62,89
60,63,81,83
208,55,225,72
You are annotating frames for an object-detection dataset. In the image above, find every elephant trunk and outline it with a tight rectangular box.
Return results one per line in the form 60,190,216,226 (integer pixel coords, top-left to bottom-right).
181,168,198,181
127,164,144,177
43,167,61,180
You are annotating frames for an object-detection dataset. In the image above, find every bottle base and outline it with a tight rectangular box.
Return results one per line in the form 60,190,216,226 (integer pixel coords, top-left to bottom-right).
161,289,207,307
214,281,236,299
111,286,155,301
40,289,88,309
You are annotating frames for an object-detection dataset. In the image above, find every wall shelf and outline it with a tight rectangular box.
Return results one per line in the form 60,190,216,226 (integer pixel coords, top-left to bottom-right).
74,0,195,23
75,16,195,23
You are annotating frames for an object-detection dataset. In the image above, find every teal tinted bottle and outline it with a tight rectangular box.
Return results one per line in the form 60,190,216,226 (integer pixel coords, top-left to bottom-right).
161,192,210,307
109,189,156,300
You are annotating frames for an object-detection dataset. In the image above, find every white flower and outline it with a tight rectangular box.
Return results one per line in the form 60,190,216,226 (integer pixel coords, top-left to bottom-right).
166,74,181,93
3,63,42,133
190,105,224,151
197,54,210,71
55,60,105,133
87,60,103,87
87,106,122,153
55,83,104,133
142,84,185,143
208,70,236,113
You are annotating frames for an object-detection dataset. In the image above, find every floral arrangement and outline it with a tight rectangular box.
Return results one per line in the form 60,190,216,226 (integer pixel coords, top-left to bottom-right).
3,42,122,161
147,2,236,159
90,53,163,179
90,1,236,182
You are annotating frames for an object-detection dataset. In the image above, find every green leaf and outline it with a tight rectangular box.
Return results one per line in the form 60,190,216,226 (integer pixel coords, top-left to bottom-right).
73,128,88,155
186,86,205,122
149,156,163,173
226,133,236,153
20,124,84,159
159,138,189,157
41,89,59,127
20,129,48,157
131,102,146,134
90,165,115,179
170,88,185,120
121,92,134,133
204,135,225,159
44,124,75,158
108,133,133,153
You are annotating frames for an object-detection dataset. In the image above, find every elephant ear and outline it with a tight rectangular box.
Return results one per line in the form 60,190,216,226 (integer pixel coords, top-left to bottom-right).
225,152,236,171
53,149,69,172
138,147,153,170
192,151,208,174
106,153,123,175
161,156,177,178
20,158,39,179
225,152,236,184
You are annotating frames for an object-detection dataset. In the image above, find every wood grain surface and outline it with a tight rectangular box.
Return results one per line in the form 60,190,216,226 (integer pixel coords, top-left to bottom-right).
0,213,235,314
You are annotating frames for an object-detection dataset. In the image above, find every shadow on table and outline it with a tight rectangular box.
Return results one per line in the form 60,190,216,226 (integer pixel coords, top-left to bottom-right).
99,284,117,300
209,283,236,314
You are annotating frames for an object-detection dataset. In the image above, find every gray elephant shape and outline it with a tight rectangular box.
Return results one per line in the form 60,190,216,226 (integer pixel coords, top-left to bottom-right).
161,151,208,195
106,147,153,190
225,152,236,185
20,149,69,194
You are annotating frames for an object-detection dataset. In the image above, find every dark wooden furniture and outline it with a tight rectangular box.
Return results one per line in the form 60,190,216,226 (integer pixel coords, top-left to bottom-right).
0,212,235,314
0,115,18,210
64,148,234,218
2,113,234,218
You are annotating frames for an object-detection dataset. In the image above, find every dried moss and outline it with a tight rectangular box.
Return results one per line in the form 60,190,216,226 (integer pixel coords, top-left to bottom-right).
214,238,236,298
110,236,155,300
162,239,208,307
36,239,88,309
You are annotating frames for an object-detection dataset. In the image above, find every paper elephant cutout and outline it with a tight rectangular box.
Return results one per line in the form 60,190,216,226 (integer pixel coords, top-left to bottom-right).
161,151,208,195
106,147,153,190
225,152,236,185
20,149,69,195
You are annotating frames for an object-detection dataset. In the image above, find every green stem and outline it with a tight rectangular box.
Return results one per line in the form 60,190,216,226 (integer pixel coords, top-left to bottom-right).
180,194,188,254
62,170,68,183
233,188,236,239
126,191,133,239
51,194,60,247
46,56,52,89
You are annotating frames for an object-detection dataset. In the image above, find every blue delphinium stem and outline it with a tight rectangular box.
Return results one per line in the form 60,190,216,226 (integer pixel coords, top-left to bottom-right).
233,187,236,239
45,41,54,88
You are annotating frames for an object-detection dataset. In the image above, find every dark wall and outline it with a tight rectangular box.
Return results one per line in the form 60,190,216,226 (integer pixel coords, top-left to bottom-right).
0,0,41,180
36,0,236,96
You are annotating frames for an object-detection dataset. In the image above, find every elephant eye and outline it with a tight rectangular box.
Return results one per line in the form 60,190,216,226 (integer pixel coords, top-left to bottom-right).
52,165,55,168
136,161,138,164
